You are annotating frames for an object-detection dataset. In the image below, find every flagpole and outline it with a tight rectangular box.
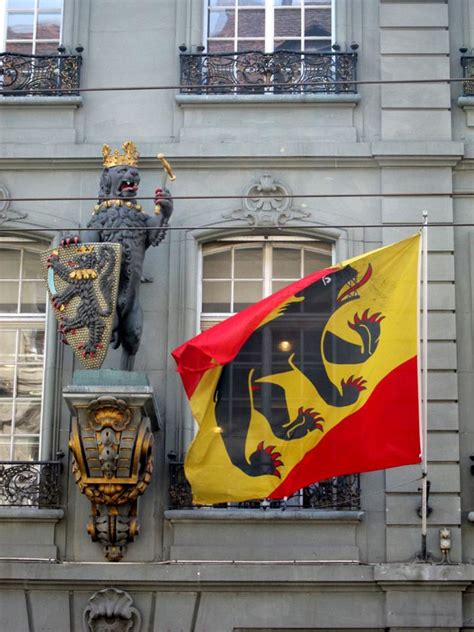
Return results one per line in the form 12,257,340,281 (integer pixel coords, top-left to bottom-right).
421,210,429,560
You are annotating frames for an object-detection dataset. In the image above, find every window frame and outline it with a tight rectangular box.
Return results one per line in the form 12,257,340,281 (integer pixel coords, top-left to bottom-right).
0,0,64,55
204,0,336,54
0,235,48,462
199,235,334,331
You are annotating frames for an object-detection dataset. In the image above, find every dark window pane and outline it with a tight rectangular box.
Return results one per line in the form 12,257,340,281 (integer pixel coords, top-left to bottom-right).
274,39,301,51
0,249,21,279
12,438,39,461
305,8,331,36
203,249,232,279
14,401,41,434
304,39,331,52
0,438,11,460
202,281,231,312
17,366,43,397
234,248,263,278
208,40,235,53
36,12,61,39
238,9,265,38
237,39,265,51
22,250,43,280
273,247,301,278
0,282,19,312
0,331,16,364
275,8,301,37
6,13,34,40
304,249,331,275
35,42,61,54
0,403,13,435
234,281,263,310
0,366,15,397
209,9,235,38
20,281,46,314
5,42,33,54
18,330,44,361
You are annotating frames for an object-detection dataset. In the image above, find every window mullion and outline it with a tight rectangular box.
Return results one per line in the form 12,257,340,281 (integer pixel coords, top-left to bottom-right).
32,0,38,53
263,242,272,297
265,0,273,53
230,246,235,312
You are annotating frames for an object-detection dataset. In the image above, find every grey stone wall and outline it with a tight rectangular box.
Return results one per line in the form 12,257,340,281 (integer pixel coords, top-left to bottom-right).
1,0,474,629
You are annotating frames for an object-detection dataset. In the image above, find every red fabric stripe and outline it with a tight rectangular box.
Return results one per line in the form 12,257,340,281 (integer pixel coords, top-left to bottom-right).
269,356,421,499
172,265,337,398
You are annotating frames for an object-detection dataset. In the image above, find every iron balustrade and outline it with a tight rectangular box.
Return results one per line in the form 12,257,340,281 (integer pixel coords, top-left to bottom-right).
179,50,357,95
0,458,63,508
0,52,82,96
169,461,360,510
461,55,474,96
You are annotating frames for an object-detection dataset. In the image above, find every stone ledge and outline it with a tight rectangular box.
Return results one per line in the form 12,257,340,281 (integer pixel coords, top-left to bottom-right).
165,509,364,523
458,96,474,127
0,96,82,107
0,507,63,521
176,93,360,107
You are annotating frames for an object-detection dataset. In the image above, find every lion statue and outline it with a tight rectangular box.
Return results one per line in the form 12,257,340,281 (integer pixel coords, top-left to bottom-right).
61,142,173,370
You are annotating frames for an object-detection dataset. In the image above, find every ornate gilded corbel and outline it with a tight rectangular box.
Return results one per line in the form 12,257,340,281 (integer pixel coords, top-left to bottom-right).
69,395,153,561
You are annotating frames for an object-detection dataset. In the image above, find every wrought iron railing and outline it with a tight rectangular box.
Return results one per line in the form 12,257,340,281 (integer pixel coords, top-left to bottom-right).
179,50,358,95
0,457,63,508
0,52,82,96
169,461,360,510
461,55,474,96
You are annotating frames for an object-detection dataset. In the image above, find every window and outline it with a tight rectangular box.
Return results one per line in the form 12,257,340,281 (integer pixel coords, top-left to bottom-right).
1,0,63,54
201,238,332,329
0,238,47,461
206,0,334,53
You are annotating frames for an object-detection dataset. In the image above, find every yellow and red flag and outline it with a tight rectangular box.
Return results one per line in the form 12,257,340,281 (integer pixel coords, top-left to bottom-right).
172,235,421,504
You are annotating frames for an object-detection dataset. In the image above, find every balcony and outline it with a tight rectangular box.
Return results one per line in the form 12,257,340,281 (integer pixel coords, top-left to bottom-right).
0,51,82,96
169,461,361,511
0,457,63,508
179,49,358,95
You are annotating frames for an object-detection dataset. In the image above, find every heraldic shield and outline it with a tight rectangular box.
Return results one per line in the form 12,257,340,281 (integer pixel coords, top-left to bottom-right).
41,243,122,369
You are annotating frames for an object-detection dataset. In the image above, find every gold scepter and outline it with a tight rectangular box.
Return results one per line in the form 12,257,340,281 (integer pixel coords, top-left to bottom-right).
155,153,176,215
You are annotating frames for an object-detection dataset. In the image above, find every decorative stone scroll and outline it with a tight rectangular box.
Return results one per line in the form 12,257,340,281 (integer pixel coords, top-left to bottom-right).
224,174,310,227
83,587,142,632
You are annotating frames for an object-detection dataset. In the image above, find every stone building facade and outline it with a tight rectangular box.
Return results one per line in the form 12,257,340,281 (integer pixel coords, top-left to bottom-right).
1,0,474,630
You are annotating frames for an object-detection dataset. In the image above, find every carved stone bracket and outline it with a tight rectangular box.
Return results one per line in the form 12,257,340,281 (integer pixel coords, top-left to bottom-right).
224,174,310,227
83,587,142,632
63,373,159,561
0,184,27,225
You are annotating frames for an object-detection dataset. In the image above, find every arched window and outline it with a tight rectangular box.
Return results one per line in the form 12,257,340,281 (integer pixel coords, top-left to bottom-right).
201,237,332,330
0,237,47,461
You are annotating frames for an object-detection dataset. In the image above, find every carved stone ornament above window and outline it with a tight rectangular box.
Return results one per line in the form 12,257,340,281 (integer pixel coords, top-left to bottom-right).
83,587,142,632
224,174,310,227
0,184,27,225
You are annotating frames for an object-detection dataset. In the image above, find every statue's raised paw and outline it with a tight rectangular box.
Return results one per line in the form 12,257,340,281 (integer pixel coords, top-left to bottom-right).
60,235,81,247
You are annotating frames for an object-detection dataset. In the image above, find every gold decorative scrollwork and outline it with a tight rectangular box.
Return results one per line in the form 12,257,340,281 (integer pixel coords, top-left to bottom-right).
69,395,153,561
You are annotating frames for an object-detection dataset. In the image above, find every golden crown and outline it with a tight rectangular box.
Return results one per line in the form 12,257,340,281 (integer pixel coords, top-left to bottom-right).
102,141,139,168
